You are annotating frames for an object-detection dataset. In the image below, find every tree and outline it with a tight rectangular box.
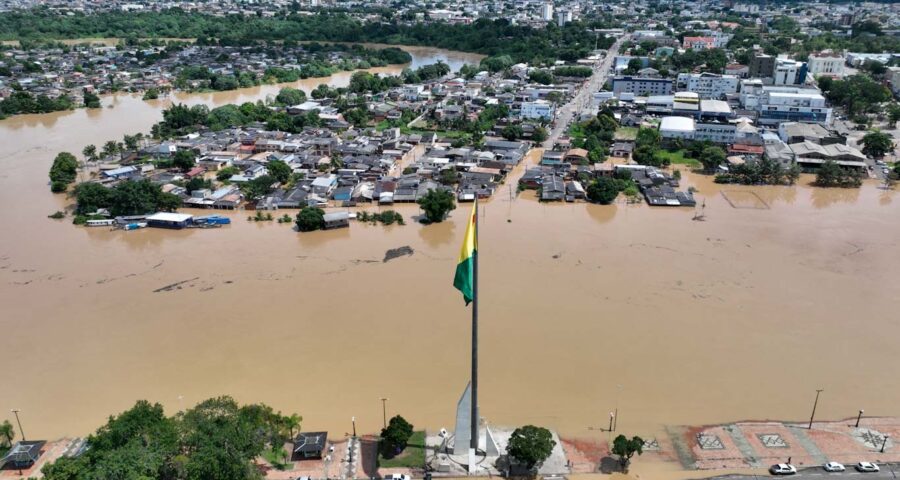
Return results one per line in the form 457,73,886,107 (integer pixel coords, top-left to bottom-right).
816,160,862,188
887,103,900,127
267,160,292,183
501,124,523,141
295,207,325,232
0,420,13,448
587,177,620,204
82,144,97,161
416,188,456,223
611,435,644,471
173,149,196,171
379,415,414,458
123,134,140,151
860,130,894,158
74,182,113,214
506,425,556,471
531,126,548,143
274,87,306,106
698,145,726,173
49,151,79,192
242,175,276,200
83,88,101,108
101,140,119,159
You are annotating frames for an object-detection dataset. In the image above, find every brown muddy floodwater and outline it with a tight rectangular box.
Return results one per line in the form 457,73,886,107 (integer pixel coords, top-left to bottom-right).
1,46,899,447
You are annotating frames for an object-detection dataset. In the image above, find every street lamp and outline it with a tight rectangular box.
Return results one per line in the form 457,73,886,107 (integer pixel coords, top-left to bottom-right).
10,409,25,441
351,416,357,438
882,435,890,453
380,398,389,429
856,409,864,428
808,389,824,430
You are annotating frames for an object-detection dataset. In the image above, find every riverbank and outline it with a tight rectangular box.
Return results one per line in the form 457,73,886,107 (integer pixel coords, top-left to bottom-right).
7,416,900,480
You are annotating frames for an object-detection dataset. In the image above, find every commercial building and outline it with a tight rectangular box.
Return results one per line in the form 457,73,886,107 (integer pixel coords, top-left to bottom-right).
520,100,555,120
659,116,695,140
741,83,832,126
749,54,776,79
807,51,845,79
676,73,740,99
611,76,673,96
773,58,808,86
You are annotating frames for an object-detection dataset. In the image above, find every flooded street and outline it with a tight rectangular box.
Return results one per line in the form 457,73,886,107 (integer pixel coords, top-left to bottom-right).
1,46,899,446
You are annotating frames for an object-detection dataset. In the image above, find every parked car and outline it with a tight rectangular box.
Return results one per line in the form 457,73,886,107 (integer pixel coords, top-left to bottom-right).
385,475,411,480
824,462,845,472
770,464,798,475
856,462,880,472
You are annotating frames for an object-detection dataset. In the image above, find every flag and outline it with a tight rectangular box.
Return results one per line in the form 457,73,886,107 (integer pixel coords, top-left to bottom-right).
453,202,477,305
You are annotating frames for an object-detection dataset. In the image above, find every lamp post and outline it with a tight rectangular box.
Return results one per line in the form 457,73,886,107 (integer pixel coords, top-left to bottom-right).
351,416,357,438
380,398,389,429
608,412,615,432
881,435,890,453
856,409,864,428
10,409,25,441
808,389,823,430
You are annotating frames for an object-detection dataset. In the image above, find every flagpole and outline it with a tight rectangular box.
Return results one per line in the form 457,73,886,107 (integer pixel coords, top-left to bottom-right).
470,199,479,458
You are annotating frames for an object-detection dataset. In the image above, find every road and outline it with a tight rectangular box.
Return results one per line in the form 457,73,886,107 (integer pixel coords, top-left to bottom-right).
543,34,629,150
707,465,900,480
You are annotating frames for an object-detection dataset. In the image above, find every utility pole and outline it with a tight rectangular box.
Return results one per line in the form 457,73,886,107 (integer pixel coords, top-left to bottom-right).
808,389,823,429
856,409,864,428
10,409,25,441
380,398,389,429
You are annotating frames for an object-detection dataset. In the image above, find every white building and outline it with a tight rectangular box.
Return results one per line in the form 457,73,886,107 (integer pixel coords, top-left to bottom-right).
773,58,806,86
807,52,845,78
520,100,555,120
676,73,739,99
659,116,695,140
540,2,554,22
741,84,832,126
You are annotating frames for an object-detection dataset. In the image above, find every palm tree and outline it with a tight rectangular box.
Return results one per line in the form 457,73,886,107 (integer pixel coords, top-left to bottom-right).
283,413,302,440
0,420,14,448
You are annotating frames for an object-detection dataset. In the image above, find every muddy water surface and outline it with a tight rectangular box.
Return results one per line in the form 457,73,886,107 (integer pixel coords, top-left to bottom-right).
1,48,899,444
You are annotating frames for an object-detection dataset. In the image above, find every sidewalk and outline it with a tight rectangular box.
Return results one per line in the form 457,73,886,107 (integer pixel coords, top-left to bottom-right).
670,417,900,470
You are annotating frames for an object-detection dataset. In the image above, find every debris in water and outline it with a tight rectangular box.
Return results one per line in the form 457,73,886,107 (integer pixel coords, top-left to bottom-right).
153,277,199,293
383,246,414,263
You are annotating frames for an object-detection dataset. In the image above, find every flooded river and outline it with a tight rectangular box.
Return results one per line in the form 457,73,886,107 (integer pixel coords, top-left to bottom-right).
1,46,899,446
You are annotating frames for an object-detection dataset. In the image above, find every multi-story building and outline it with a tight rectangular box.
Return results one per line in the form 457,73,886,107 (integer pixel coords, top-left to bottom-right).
611,76,673,96
773,58,808,86
520,100,555,120
556,9,572,26
676,73,740,99
741,84,832,126
807,51,845,79
749,54,776,79
540,2,553,22
682,36,716,50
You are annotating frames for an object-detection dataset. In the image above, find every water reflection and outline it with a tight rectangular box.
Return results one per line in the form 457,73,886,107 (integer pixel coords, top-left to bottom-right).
810,185,861,209
585,203,618,225
418,216,456,248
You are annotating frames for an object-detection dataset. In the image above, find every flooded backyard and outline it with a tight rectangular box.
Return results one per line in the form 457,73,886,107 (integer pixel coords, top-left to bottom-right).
1,46,899,445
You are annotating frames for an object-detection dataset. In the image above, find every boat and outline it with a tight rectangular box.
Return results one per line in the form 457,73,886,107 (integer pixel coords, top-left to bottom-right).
123,222,148,231
85,219,116,227
194,215,231,225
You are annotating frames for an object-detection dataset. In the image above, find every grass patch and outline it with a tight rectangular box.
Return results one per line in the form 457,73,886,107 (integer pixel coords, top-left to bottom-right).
262,446,291,470
567,122,587,141
614,126,638,140
378,431,426,469
655,149,701,168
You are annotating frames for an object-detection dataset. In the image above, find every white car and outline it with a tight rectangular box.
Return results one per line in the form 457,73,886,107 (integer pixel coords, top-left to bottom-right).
770,464,798,475
824,462,845,472
856,462,880,472
385,475,411,480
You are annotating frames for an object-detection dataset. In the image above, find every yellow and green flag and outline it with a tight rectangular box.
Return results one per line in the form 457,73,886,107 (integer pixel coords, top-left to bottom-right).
453,202,477,305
